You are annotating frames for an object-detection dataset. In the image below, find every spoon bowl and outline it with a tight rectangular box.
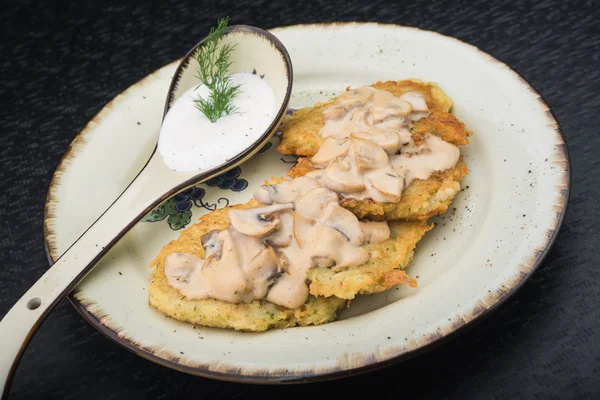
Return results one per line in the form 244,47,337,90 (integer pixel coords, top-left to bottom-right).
0,24,292,398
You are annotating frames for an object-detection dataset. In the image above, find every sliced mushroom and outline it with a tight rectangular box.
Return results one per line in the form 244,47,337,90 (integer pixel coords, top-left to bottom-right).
337,87,375,105
396,127,413,147
263,210,294,247
323,103,358,120
370,99,412,124
391,163,409,182
253,185,275,204
227,203,294,237
197,230,253,303
399,92,428,112
324,88,375,120
324,205,364,246
410,111,430,122
273,248,290,273
253,177,321,205
323,88,374,121
399,92,430,121
399,140,427,157
350,137,389,171
350,108,370,127
322,158,366,193
244,247,280,299
366,168,404,201
360,221,391,244
322,106,345,120
392,134,460,186
201,230,220,257
352,130,401,155
311,137,350,167
292,211,317,248
294,187,339,222
310,226,370,270
283,177,323,201
305,169,326,182
229,228,267,265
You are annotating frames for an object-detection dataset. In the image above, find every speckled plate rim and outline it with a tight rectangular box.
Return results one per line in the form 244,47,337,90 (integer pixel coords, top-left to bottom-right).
43,22,570,384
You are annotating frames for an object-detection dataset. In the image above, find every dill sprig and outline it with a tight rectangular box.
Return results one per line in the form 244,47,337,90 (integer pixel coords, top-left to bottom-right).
194,17,241,123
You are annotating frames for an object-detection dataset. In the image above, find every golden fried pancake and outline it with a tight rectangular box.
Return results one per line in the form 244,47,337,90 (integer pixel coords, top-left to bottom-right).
149,198,431,331
149,200,346,332
276,79,470,221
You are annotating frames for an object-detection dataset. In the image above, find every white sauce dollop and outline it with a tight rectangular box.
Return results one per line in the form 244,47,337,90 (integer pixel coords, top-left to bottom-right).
158,72,276,172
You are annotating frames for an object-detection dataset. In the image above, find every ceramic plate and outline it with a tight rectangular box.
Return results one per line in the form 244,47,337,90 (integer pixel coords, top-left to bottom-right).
43,23,569,382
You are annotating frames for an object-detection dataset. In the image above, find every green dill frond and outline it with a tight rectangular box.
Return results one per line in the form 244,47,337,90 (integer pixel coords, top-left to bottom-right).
193,17,240,123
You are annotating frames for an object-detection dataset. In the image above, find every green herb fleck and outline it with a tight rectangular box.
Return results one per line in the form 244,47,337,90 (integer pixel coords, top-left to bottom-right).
270,313,275,320
194,306,197,312
194,17,241,123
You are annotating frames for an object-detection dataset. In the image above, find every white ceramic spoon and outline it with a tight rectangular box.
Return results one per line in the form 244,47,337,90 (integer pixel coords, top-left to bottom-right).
0,25,292,398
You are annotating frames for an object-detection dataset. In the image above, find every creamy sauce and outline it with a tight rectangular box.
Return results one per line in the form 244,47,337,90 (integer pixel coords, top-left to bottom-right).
158,73,276,172
305,86,460,202
165,179,390,308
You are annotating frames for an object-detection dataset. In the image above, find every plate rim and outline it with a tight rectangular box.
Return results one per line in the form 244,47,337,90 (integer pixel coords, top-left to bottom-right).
42,21,571,383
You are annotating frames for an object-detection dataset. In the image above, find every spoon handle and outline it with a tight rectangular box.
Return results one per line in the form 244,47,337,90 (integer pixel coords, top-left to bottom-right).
0,155,182,398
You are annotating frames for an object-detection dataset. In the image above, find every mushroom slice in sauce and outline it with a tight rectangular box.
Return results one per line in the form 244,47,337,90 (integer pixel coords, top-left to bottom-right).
366,168,404,201
292,212,317,248
399,92,428,111
197,230,252,303
311,137,350,167
273,248,291,273
321,158,366,193
323,104,356,120
370,100,412,124
253,177,321,205
337,87,375,105
263,210,294,247
227,203,294,237
311,226,370,271
324,205,364,246
201,230,220,257
360,221,391,244
228,228,268,266
294,187,339,222
391,134,460,186
351,137,389,171
253,186,276,205
323,87,375,120
352,130,402,155
244,247,280,298
399,92,430,122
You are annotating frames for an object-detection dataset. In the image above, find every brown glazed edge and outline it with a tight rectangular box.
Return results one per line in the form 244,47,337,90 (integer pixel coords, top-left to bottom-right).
43,22,570,384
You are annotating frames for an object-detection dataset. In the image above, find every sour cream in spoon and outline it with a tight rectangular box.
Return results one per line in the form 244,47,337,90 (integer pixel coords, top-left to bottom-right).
158,72,276,172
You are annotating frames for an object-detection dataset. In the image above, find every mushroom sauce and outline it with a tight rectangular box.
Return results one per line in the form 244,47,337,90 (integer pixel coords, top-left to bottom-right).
164,85,461,308
305,86,460,202
165,182,390,309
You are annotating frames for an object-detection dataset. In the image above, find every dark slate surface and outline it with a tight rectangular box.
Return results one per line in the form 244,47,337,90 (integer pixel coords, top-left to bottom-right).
0,0,598,398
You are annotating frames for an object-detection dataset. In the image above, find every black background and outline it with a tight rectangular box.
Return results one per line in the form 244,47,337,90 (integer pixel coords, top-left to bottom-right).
1,0,598,398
